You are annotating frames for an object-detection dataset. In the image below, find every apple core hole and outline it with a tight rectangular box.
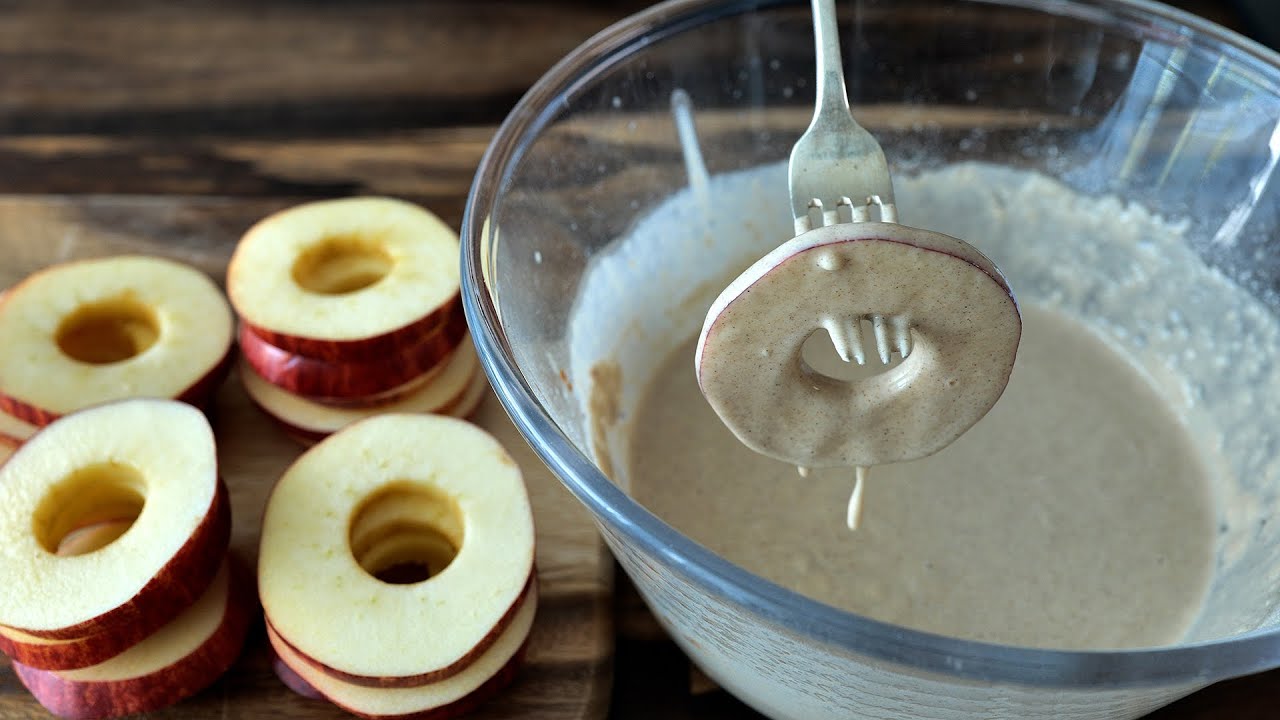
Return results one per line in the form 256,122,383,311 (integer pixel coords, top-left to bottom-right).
32,462,146,555
348,482,464,585
292,235,394,295
55,296,160,365
800,324,905,383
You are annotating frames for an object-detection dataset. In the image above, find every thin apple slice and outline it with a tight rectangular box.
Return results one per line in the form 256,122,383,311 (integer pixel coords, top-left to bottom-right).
0,256,235,427
238,301,468,401
270,645,326,701
12,559,253,720
0,399,230,641
259,413,536,688
0,521,149,671
54,519,136,558
268,584,536,719
696,221,1022,468
240,336,479,443
0,409,37,446
448,368,489,421
228,197,461,363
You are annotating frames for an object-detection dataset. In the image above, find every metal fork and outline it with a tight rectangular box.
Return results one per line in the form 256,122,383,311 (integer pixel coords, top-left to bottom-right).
789,0,908,368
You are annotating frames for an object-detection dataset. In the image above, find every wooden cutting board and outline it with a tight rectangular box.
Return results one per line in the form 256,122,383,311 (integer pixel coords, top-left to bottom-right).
0,195,613,719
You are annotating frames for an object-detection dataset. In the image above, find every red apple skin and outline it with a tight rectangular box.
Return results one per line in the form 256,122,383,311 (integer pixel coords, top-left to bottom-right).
0,616,147,672
266,571,535,689
0,345,234,428
11,561,255,720
237,304,466,401
7,479,232,642
269,626,530,720
241,294,461,364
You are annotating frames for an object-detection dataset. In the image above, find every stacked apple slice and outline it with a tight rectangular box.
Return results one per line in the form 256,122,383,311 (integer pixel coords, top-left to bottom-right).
228,197,487,444
0,399,251,719
260,414,538,718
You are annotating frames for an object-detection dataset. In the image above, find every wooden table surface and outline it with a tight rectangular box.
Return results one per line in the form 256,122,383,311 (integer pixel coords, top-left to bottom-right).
0,2,1276,719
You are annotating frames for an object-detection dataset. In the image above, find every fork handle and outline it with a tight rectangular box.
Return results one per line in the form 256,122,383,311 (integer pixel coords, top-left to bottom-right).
812,0,852,118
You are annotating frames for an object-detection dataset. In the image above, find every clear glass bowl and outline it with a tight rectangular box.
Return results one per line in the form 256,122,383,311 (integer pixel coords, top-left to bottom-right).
461,1,1280,718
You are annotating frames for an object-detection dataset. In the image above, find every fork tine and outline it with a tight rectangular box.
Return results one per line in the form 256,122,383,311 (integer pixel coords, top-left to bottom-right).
871,315,892,365
892,316,912,358
824,317,866,365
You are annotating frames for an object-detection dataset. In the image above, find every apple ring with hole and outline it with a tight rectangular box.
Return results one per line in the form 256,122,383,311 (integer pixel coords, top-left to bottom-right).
267,585,535,719
259,414,536,690
0,256,235,427
229,197,461,363
697,221,1022,469
237,301,469,402
0,521,155,671
12,559,253,720
0,399,230,642
240,337,482,444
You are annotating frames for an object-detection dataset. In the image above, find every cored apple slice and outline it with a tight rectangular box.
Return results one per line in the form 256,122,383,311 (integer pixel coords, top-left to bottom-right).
12,559,253,720
237,301,468,401
0,256,234,427
0,521,152,670
228,197,461,363
240,337,480,443
0,399,230,641
259,413,536,688
0,409,37,447
268,584,536,719
697,221,1022,468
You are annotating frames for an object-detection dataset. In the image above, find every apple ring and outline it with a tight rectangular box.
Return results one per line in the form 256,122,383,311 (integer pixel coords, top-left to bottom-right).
0,256,234,426
240,337,481,443
228,197,461,363
267,584,536,717
12,559,252,719
0,399,229,641
258,413,536,689
697,222,1022,468
237,301,467,401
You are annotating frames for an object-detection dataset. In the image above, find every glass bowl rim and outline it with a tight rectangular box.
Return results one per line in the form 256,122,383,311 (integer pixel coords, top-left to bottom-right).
461,0,1280,689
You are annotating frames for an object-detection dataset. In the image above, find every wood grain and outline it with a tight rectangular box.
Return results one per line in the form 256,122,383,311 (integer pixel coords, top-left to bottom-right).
0,196,612,719
0,0,650,136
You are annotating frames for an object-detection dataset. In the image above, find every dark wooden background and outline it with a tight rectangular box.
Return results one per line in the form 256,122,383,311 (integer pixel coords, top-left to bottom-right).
0,1,1275,718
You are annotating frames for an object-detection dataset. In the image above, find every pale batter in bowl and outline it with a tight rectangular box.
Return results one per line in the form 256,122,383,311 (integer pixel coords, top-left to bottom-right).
575,160,1269,650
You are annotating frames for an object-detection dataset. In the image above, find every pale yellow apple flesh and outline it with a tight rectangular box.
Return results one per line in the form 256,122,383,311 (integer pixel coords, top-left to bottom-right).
259,413,536,687
0,256,234,426
0,399,227,640
12,559,253,720
228,197,461,361
268,584,536,719
240,337,479,440
0,409,37,446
